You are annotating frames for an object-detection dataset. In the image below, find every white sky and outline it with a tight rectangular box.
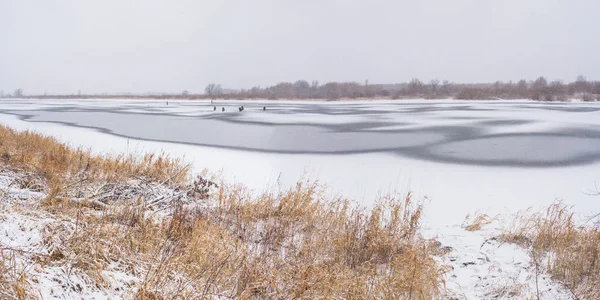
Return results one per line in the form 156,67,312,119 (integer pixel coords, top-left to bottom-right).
1,0,599,94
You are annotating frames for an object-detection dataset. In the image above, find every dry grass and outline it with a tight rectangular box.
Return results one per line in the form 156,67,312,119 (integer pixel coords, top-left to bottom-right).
38,183,444,299
0,125,190,187
0,250,35,300
0,124,446,299
498,202,600,299
461,212,494,231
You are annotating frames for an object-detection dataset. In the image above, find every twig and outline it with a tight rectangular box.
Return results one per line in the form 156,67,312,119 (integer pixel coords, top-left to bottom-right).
202,251,234,299
533,249,540,300
63,176,89,190
0,290,20,300
158,164,191,187
146,190,190,210
0,246,51,258
583,181,600,196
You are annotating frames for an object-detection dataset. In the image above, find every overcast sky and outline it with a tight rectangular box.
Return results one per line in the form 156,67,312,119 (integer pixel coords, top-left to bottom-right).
1,0,599,95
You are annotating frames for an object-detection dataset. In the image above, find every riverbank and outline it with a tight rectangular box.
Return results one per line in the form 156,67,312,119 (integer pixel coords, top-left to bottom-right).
2,123,594,299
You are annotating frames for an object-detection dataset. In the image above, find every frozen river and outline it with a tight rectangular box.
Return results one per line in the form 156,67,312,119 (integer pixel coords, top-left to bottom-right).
2,99,600,226
3,99,600,167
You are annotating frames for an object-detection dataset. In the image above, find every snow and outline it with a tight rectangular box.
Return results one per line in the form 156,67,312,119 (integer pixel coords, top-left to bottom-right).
0,213,45,249
2,111,599,229
1,98,600,298
1,99,599,225
0,172,141,300
32,265,137,300
428,224,571,299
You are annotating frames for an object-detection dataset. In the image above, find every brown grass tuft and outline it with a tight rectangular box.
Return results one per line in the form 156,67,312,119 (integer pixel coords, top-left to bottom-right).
499,202,600,299
461,212,495,231
0,250,35,300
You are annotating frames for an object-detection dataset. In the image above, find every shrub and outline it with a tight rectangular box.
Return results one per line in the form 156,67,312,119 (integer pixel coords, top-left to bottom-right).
582,93,595,102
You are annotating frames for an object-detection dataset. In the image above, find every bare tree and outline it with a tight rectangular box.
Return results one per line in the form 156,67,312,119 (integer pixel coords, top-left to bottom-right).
574,75,590,93
310,81,319,98
407,78,424,95
266,82,292,99
429,80,440,92
440,80,451,95
14,88,23,97
340,82,363,98
249,86,263,98
547,81,567,101
322,82,341,100
532,76,548,90
204,84,222,97
364,79,371,97
293,80,310,98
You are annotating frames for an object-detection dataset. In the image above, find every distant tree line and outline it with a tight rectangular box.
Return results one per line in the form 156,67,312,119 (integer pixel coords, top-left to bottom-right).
3,76,600,101
0,89,24,98
209,76,599,102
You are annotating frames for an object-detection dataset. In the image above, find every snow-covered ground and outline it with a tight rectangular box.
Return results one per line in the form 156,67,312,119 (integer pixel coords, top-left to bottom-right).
429,224,571,299
1,99,599,227
0,170,143,299
1,98,598,299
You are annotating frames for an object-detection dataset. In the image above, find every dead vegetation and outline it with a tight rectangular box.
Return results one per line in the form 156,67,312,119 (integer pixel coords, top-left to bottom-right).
461,212,495,232
0,251,31,300
498,202,600,299
0,124,446,299
0,125,189,188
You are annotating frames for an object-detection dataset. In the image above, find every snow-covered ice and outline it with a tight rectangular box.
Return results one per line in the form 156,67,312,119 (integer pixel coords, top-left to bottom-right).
1,98,599,299
2,99,599,227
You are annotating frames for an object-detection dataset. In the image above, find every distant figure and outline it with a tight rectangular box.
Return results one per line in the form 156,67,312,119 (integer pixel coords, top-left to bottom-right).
263,106,266,111
222,107,225,112
166,101,169,106
213,106,216,111
238,106,242,112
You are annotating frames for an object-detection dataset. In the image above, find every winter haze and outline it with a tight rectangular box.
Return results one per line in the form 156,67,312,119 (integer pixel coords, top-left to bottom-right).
1,0,599,94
